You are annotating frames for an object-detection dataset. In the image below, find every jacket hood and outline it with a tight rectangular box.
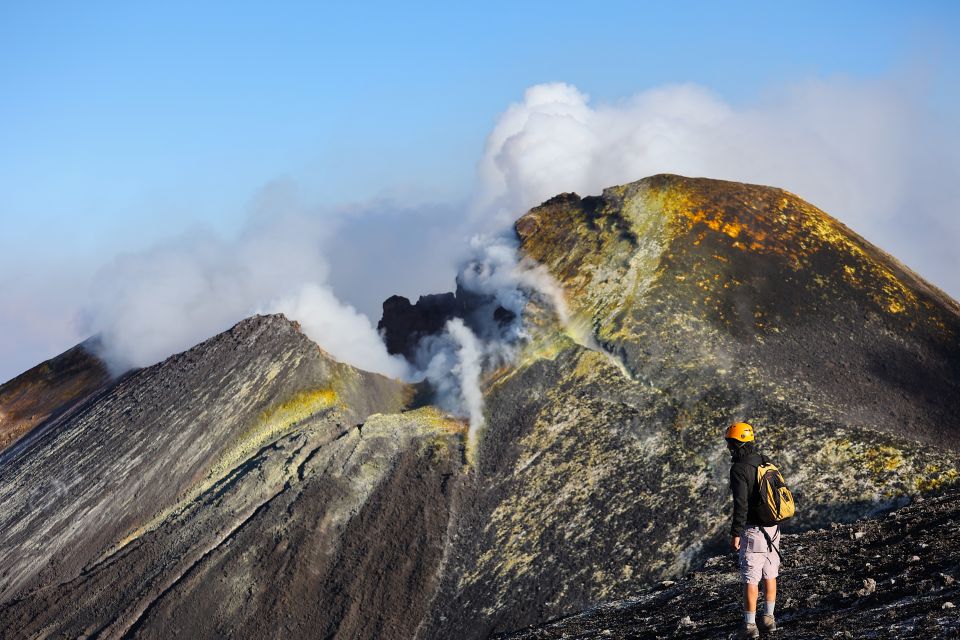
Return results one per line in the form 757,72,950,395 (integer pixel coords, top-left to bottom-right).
730,441,758,462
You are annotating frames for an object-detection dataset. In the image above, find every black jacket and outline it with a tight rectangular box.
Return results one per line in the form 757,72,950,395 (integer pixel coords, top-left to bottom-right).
729,446,766,537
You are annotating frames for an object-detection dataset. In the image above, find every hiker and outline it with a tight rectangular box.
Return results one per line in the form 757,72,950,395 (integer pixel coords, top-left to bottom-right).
726,422,792,638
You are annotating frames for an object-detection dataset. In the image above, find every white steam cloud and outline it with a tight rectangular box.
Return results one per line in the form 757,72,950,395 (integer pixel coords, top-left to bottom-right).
412,235,535,425
444,317,484,432
415,77,960,434
82,198,409,379
25,74,952,436
474,80,960,294
407,230,638,441
265,283,409,379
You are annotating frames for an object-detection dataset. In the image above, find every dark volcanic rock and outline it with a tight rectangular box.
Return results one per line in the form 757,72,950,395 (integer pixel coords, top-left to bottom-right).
0,408,464,640
495,486,960,639
379,292,461,359
0,315,430,623
379,282,517,362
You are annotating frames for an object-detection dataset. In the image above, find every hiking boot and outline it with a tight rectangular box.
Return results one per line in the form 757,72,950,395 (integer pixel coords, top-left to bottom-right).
736,622,760,639
759,613,778,632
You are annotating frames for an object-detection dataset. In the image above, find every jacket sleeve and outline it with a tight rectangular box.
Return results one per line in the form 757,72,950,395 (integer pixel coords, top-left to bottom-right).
729,464,750,537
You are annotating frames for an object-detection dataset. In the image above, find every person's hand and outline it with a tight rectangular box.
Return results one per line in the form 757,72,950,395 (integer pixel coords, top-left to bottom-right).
731,536,740,551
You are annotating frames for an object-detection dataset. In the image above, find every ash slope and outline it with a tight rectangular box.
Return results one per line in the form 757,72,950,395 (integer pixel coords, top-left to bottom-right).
496,486,960,639
514,175,960,450
0,314,468,640
412,175,960,638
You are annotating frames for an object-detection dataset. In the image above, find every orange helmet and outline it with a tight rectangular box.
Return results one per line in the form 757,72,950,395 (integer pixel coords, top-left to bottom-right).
725,422,755,443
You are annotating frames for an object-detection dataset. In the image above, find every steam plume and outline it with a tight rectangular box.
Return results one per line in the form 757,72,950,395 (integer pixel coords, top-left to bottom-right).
266,283,409,379
80,201,409,378
473,80,960,294
445,318,484,449
7,75,950,409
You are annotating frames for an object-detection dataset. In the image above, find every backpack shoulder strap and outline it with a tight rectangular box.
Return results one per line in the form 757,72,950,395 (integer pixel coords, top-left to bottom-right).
758,525,784,562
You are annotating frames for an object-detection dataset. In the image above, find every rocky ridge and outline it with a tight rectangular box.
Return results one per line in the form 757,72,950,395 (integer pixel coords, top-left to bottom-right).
0,314,469,639
0,338,110,452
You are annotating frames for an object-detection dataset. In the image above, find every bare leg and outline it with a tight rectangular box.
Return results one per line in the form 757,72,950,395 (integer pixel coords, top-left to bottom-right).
763,578,777,604
744,582,759,613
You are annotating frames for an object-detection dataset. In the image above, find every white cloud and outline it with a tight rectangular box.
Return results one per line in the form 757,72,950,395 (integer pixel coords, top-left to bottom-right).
266,283,409,378
5,74,957,387
474,80,960,294
79,188,412,377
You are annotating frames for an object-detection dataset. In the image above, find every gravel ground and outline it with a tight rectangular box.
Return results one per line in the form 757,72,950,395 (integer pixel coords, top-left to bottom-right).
497,487,960,639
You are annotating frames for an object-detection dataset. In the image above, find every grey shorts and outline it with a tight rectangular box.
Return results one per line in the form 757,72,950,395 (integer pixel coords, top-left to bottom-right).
739,525,781,584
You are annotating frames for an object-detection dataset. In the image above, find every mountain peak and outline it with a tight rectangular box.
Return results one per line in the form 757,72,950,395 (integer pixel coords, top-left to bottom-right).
515,174,960,449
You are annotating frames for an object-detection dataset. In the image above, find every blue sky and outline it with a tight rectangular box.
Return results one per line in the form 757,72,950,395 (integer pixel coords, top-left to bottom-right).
1,1,959,379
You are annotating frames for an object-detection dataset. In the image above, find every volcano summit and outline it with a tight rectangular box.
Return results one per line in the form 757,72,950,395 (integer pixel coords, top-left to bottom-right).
0,175,957,639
